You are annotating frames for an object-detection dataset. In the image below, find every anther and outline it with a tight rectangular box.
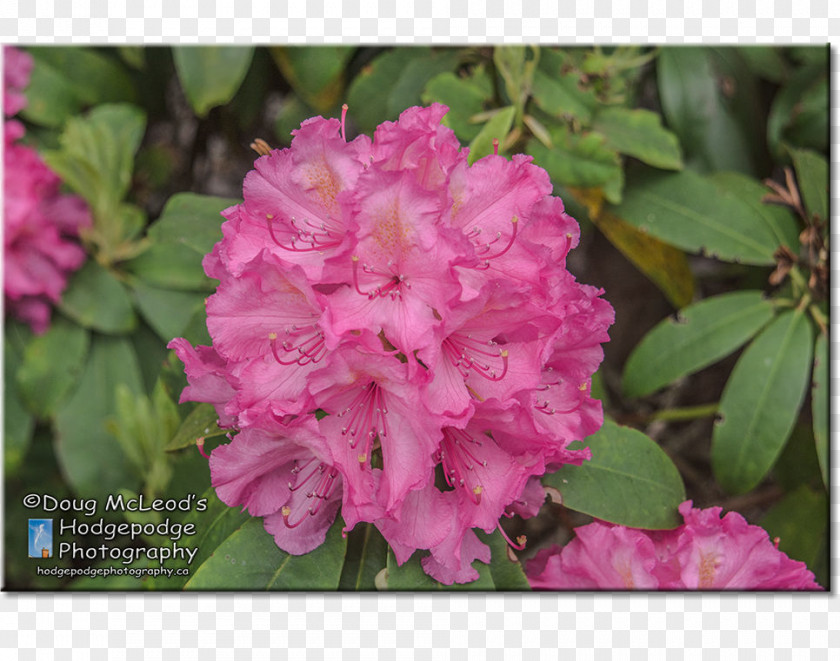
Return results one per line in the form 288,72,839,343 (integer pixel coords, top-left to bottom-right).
196,437,210,459
341,104,349,142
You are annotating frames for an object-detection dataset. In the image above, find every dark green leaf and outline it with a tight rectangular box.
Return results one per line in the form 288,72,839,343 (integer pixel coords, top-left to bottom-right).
147,193,237,257
712,309,813,494
386,49,462,120
531,68,598,124
131,281,207,343
17,315,90,418
467,106,515,165
790,147,829,221
767,62,828,158
275,95,317,144
592,107,683,170
738,46,791,83
166,403,226,452
54,335,144,498
811,333,828,488
124,242,214,291
476,530,531,590
542,420,686,529
612,168,783,264
422,68,493,143
271,46,355,113
338,522,389,591
173,46,255,117
129,319,170,395
772,424,823,493
623,291,776,398
184,516,347,590
4,328,35,472
383,548,493,590
59,260,137,334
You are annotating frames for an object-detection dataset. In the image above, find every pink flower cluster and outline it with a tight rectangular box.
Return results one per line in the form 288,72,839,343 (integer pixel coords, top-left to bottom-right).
170,104,613,583
526,501,821,590
3,46,90,334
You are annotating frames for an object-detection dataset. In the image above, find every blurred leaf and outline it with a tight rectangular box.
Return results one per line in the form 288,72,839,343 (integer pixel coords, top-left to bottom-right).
657,47,754,175
738,46,791,83
347,47,461,134
422,67,493,143
707,171,801,252
527,128,622,201
275,95,316,144
760,484,828,587
493,46,539,120
767,61,828,158
271,46,355,113
166,402,226,452
54,335,144,499
712,309,813,494
17,315,90,418
130,319,170,394
383,549,493,590
21,47,137,128
131,280,207,343
467,106,515,164
623,291,775,399
772,423,823,493
117,46,146,70
531,68,598,124
59,260,137,334
789,147,828,221
338,523,389,591
543,420,686,529
4,329,35,472
612,168,783,265
811,333,828,488
147,193,238,257
592,107,683,170
572,187,694,308
124,242,214,292
476,530,531,590
184,516,347,590
173,46,254,118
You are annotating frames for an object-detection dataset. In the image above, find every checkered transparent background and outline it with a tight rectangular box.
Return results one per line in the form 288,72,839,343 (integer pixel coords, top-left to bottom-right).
1,0,838,657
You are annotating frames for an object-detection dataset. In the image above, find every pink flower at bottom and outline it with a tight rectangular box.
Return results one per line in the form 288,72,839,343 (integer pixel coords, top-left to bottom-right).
526,500,822,591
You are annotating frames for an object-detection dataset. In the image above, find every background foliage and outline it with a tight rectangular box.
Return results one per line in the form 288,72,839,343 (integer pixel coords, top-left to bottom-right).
4,45,829,589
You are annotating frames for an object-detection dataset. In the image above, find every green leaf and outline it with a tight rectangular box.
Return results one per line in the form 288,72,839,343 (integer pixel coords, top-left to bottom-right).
173,46,255,117
789,147,829,221
767,62,828,158
707,171,801,252
422,68,493,143
612,168,783,264
124,242,214,291
712,309,814,494
592,107,683,170
184,516,347,590
17,315,90,418
59,261,137,334
131,280,207,343
147,193,238,257
493,46,539,119
166,402,226,452
467,106,515,165
623,291,776,398
760,484,828,587
54,335,144,499
531,68,598,124
383,549,494,590
4,329,35,472
527,128,623,200
811,333,828,488
476,530,531,590
657,47,755,175
738,46,791,83
338,522,389,591
271,46,355,113
542,420,686,529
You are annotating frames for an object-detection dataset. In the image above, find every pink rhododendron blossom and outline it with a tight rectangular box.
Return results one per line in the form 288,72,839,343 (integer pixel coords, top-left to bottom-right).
526,501,822,590
3,47,90,333
170,104,614,583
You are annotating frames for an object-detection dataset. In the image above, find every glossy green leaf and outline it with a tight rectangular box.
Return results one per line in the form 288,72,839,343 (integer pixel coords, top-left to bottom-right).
147,193,238,257
131,281,207,343
760,485,828,588
166,403,226,452
59,260,137,334
623,291,776,398
707,171,800,252
271,46,355,113
612,168,783,264
790,147,829,221
657,47,754,175
476,530,531,590
17,315,90,418
184,516,347,590
467,106,515,165
531,68,598,123
54,335,144,498
712,309,814,494
173,46,255,117
592,107,683,170
338,523,389,591
124,242,214,292
4,329,35,472
527,128,622,200
383,549,493,591
542,420,686,529
811,333,828,488
422,68,493,143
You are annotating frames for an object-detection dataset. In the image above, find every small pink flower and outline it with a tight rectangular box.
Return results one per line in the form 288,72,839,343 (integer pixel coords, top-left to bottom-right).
526,501,822,590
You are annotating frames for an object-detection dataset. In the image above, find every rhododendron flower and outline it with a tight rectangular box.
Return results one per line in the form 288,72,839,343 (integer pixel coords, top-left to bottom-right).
3,46,90,333
526,501,822,590
170,103,614,584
